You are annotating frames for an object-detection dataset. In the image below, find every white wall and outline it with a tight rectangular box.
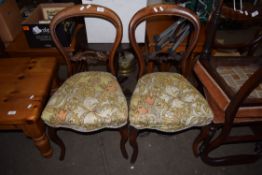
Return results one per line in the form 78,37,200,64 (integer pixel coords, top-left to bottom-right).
82,0,148,43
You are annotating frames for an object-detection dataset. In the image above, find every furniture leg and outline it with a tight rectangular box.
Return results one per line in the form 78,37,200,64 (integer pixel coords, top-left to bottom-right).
119,125,129,159
192,125,210,156
21,119,53,158
129,126,138,164
250,124,262,153
48,127,65,161
201,147,260,166
199,125,261,166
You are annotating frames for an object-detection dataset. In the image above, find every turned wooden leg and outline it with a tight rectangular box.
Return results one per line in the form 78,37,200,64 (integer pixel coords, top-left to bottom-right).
21,119,53,158
119,125,129,159
129,126,138,164
48,127,65,161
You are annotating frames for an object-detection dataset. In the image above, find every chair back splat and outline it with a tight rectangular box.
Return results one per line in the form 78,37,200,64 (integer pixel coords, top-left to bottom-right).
50,4,123,77
129,4,200,79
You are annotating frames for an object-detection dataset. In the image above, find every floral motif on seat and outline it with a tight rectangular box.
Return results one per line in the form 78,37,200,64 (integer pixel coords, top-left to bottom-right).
41,72,128,132
129,72,213,132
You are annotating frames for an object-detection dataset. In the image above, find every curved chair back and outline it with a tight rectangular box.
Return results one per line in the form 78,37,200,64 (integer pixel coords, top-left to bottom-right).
129,4,200,78
50,4,123,76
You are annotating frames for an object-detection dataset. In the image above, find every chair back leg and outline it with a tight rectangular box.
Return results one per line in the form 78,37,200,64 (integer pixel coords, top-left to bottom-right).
119,125,129,159
193,125,211,156
48,127,65,161
129,126,139,164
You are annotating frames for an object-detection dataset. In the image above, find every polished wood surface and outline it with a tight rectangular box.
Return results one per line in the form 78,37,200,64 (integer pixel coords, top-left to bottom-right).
50,4,123,77
0,57,57,158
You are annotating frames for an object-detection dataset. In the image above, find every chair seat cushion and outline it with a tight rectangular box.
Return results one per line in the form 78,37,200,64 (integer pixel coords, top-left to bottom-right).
129,72,213,132
216,65,262,99
41,72,128,132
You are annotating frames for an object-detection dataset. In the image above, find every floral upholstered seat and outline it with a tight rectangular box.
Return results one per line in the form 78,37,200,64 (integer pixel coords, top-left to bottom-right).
129,72,213,132
41,72,128,132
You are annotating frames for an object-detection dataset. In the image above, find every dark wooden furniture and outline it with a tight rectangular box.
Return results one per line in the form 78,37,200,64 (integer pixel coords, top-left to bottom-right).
129,4,201,78
128,4,208,163
145,13,206,72
192,0,262,166
41,4,128,160
213,0,262,56
0,57,57,158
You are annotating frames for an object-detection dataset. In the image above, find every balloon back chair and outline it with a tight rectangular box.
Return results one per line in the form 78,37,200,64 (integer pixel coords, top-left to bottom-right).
128,4,214,163
192,0,262,166
213,0,262,56
41,4,128,160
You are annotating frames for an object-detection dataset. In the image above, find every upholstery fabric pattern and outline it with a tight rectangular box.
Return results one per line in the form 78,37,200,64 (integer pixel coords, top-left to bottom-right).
129,72,213,132
41,72,128,132
216,65,262,99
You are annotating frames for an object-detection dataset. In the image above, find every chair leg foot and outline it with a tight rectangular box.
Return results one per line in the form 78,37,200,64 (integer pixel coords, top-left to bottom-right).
119,125,129,159
201,149,261,166
48,127,65,161
199,125,261,166
129,126,138,164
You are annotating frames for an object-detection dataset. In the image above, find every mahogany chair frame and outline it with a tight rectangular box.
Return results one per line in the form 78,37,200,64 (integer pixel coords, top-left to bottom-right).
192,0,262,166
47,4,128,160
128,4,201,163
215,1,262,56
